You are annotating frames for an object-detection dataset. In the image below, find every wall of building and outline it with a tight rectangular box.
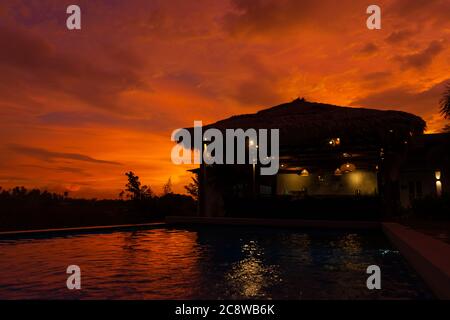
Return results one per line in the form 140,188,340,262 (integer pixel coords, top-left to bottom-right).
399,170,445,208
276,170,378,196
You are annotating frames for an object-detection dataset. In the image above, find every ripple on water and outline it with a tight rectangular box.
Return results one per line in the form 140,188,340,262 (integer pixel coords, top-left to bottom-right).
0,226,434,299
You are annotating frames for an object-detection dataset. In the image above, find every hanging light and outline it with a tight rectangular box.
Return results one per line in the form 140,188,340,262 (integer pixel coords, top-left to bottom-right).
328,138,341,147
340,162,356,173
334,168,342,176
301,169,309,176
435,170,441,180
343,152,351,158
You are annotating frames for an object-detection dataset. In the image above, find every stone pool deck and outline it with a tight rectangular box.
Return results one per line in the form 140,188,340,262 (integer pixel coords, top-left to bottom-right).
382,223,450,300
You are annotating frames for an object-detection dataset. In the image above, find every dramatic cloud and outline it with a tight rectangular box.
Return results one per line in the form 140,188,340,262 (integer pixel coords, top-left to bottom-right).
9,145,122,165
385,29,414,44
357,43,379,56
352,79,450,129
0,0,449,197
0,24,146,112
394,40,445,70
224,0,365,36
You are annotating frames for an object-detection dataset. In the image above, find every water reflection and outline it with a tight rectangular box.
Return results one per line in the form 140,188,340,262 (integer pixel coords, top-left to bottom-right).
225,240,281,298
0,227,433,299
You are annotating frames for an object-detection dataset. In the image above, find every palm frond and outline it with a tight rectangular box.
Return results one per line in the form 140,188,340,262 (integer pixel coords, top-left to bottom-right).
440,83,450,119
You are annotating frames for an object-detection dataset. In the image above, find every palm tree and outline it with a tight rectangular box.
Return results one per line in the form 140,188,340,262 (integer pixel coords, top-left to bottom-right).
440,83,450,132
443,124,450,133
184,175,199,200
440,83,450,119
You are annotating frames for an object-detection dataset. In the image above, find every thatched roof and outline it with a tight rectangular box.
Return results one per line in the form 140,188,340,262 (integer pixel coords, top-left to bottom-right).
187,99,426,148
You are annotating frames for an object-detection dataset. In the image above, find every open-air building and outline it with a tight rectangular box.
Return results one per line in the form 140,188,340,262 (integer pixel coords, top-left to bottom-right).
187,99,448,219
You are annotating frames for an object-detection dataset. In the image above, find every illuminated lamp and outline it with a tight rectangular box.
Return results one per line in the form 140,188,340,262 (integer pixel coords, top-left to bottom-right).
435,170,442,197
301,169,309,177
340,162,356,173
334,168,342,176
436,181,442,197
328,138,341,147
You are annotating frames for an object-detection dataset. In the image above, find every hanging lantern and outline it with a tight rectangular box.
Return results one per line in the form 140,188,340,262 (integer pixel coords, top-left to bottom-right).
340,162,356,173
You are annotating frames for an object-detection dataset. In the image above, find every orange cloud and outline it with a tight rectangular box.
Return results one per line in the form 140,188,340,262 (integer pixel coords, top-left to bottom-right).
0,0,449,198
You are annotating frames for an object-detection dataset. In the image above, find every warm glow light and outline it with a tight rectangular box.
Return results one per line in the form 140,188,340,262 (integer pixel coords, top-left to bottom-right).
249,140,254,146
349,172,363,185
340,162,356,173
334,168,342,176
328,138,341,147
435,170,441,180
301,169,309,177
436,181,442,197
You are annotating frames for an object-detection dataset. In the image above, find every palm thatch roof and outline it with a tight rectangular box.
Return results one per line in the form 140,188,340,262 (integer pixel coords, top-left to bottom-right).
188,98,426,148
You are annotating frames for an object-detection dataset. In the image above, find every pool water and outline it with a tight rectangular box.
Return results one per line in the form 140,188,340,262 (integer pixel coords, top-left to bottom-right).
0,226,433,299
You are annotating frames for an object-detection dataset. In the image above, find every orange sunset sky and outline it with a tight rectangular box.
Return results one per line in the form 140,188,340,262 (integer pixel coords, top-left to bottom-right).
0,0,449,198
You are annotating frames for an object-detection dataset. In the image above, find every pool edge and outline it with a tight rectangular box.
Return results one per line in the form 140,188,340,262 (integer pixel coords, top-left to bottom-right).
166,216,380,229
382,222,450,300
0,222,166,238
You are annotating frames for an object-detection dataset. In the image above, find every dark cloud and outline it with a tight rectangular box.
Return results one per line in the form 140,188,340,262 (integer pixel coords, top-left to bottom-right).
224,0,450,37
385,29,415,44
387,0,450,25
394,40,444,70
231,55,284,106
22,164,92,175
360,72,392,87
358,43,379,56
362,71,391,81
9,144,122,166
37,110,180,133
351,79,450,116
0,24,146,112
223,0,363,36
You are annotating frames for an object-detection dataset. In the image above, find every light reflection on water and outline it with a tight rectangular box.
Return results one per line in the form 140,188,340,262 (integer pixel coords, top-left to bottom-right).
0,226,432,299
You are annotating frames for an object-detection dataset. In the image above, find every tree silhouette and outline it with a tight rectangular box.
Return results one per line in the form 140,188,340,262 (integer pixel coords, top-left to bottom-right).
440,83,450,119
440,83,450,132
184,175,199,200
123,171,153,200
443,124,450,133
163,177,173,195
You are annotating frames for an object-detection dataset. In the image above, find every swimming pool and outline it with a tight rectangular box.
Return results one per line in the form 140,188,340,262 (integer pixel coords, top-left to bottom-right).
0,226,432,299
